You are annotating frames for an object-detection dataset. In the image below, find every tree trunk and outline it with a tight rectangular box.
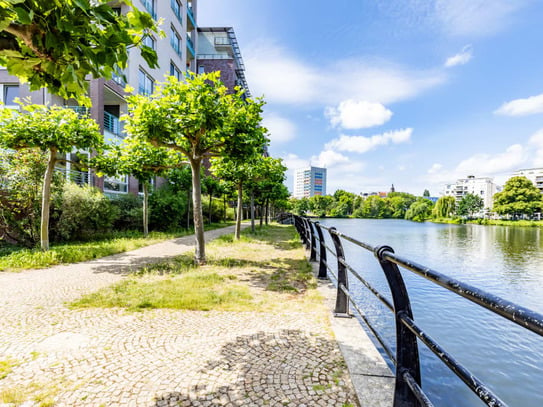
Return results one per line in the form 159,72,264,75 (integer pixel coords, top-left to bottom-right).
259,204,263,228
235,182,243,240
40,148,57,251
265,198,269,225
208,193,213,225
143,182,149,237
250,191,255,233
190,159,206,265
223,195,227,223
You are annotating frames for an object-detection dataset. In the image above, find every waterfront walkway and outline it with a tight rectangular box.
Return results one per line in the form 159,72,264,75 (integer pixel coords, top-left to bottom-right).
0,225,374,406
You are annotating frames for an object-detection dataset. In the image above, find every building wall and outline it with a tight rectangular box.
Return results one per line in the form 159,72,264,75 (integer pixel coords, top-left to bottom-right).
513,168,543,193
198,59,236,89
443,176,498,210
293,166,327,198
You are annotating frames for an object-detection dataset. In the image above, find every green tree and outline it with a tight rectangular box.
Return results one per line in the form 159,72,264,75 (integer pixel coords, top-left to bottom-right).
92,137,185,236
248,158,287,227
202,175,223,225
290,197,310,216
355,195,389,218
457,193,484,217
0,0,159,104
423,189,430,197
128,73,267,263
0,104,102,250
308,195,335,217
493,176,542,218
405,198,434,222
433,195,456,218
387,192,416,219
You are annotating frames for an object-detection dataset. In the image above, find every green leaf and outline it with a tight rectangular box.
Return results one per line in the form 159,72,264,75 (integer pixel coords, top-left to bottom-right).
14,6,31,24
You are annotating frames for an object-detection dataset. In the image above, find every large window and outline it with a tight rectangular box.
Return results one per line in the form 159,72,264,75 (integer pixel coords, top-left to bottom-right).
142,35,155,50
104,175,128,194
138,69,154,95
141,0,156,19
2,85,19,106
170,26,182,56
171,0,182,23
170,61,182,81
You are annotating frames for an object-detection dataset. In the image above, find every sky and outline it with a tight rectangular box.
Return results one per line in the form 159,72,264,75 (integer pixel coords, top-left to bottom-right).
198,0,543,197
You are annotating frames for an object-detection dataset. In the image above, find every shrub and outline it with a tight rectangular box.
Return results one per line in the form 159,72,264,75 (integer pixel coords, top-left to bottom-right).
54,183,119,241
149,185,188,231
110,193,143,231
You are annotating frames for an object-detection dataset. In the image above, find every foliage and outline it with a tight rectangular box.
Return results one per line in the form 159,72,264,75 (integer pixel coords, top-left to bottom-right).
457,193,484,217
0,0,159,104
493,176,542,218
354,195,390,218
148,184,188,231
290,197,310,216
55,183,119,241
0,149,63,246
109,193,142,231
387,192,417,218
0,104,103,250
125,73,268,264
423,189,430,197
405,197,434,222
308,195,335,217
433,195,456,218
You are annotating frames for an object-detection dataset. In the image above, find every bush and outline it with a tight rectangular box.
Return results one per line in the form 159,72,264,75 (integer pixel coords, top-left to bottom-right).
110,193,143,231
54,183,119,241
149,185,188,231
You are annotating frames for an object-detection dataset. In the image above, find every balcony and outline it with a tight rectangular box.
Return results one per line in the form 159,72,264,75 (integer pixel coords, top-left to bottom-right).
55,168,92,186
104,111,122,136
186,34,195,58
66,106,89,116
187,4,196,30
214,37,230,48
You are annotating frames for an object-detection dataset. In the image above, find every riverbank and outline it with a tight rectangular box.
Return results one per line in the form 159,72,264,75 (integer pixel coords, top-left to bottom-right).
431,217,543,227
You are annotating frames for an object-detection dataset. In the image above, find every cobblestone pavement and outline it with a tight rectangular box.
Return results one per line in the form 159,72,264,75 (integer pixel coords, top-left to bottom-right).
0,226,359,406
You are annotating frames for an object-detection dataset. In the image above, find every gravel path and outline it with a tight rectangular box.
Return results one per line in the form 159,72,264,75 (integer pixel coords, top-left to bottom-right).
0,226,359,406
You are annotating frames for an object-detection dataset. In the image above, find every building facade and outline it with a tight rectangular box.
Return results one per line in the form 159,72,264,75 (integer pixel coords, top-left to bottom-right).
513,168,543,193
443,175,499,210
293,167,327,198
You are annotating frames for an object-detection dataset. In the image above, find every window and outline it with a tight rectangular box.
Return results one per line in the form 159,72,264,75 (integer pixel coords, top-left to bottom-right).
142,35,155,50
104,175,128,194
141,0,156,19
171,0,182,23
2,85,19,106
170,26,182,56
138,69,154,95
170,61,182,80
198,65,205,74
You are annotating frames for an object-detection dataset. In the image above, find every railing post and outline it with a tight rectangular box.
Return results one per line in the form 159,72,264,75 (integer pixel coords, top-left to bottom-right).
329,227,350,317
302,217,311,250
293,215,305,244
375,245,421,407
308,220,317,261
314,222,328,280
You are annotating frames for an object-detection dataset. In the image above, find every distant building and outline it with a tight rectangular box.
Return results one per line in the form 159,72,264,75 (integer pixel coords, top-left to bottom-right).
443,175,499,210
512,168,543,193
293,166,327,198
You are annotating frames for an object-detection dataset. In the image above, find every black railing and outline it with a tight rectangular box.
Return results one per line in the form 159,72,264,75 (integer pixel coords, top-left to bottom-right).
278,213,543,407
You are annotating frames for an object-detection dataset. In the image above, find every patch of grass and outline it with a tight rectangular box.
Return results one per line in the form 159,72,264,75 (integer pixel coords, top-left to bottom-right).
0,222,232,272
71,224,324,313
0,358,19,380
0,380,59,406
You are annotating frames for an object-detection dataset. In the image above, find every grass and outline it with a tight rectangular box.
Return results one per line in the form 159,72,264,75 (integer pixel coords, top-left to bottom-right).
0,358,19,380
0,380,59,406
0,222,233,272
431,217,543,227
70,224,323,313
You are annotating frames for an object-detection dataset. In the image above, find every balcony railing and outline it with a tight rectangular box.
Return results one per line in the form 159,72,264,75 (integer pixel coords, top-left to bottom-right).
104,111,121,136
187,4,196,30
283,214,543,407
186,34,195,57
66,106,89,116
55,168,91,186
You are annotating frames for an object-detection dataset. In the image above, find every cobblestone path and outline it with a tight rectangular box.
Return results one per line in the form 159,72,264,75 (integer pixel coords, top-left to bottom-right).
0,226,358,406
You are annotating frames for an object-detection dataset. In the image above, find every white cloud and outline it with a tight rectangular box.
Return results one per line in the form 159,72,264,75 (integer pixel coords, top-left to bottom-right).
428,163,443,174
262,113,297,144
244,42,445,106
282,153,308,173
494,93,543,116
529,129,543,167
435,0,526,37
310,150,350,168
325,100,393,129
444,45,473,67
324,128,413,154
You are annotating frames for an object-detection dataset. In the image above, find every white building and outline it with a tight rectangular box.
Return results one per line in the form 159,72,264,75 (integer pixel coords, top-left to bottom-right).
293,166,327,198
513,168,543,193
443,175,499,210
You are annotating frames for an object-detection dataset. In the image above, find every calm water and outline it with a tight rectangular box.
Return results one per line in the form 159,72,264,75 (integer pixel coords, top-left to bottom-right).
317,218,543,407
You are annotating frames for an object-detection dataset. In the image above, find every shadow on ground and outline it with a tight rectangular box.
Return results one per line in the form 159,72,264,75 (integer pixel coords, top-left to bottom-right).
153,329,358,406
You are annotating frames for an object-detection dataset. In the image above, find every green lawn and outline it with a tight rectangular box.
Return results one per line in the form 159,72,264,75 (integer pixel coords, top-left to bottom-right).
0,223,232,272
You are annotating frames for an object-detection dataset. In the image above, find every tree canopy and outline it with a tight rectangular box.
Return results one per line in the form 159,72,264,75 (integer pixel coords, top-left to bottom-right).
457,193,484,217
0,0,159,103
493,176,542,217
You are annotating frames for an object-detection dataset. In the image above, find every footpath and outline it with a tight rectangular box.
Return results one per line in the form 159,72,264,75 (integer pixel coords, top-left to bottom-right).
0,225,392,406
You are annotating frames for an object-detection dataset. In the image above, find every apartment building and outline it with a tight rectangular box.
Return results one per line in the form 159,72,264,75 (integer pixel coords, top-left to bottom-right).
293,166,327,198
443,175,499,210
513,168,543,193
0,0,199,195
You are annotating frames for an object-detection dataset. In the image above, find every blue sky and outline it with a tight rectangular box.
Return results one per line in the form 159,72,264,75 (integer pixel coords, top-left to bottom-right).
198,0,543,196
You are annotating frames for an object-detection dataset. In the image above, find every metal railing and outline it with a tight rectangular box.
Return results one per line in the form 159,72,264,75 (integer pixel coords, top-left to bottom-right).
104,111,121,136
281,214,543,407
55,168,91,186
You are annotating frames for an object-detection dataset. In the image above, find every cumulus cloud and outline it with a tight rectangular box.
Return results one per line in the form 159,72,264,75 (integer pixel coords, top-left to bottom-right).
529,129,543,167
324,128,413,154
262,113,297,144
325,100,393,129
310,150,350,168
444,45,473,67
494,93,543,116
244,42,445,106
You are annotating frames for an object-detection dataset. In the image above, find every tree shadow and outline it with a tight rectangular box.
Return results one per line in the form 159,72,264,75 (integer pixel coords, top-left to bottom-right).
153,330,358,406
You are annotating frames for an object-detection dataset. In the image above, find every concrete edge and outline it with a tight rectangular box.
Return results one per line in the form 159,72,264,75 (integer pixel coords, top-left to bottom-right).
312,262,395,407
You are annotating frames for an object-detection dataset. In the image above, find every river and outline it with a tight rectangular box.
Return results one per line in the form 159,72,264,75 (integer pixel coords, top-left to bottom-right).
316,218,543,407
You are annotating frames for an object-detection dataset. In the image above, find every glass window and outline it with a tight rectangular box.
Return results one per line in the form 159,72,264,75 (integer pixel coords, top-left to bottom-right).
143,35,155,50
171,0,182,22
3,85,19,105
170,61,182,80
198,65,205,74
170,26,181,56
138,69,154,95
104,175,128,193
141,0,156,19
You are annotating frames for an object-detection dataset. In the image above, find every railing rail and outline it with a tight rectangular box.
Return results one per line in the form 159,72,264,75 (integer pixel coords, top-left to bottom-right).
279,213,543,407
